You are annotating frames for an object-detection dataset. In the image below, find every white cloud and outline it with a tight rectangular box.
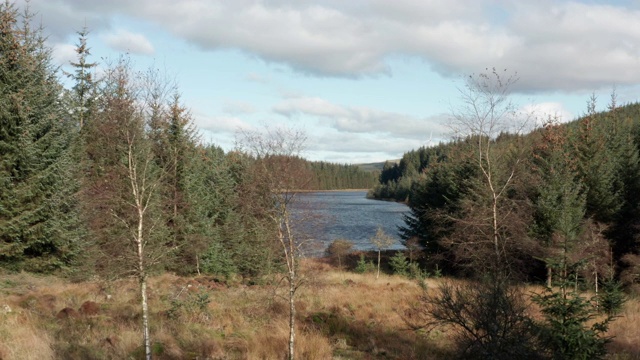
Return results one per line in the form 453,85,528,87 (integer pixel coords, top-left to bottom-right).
245,72,270,84
103,29,155,55
273,96,448,140
521,102,575,125
222,100,258,115
51,43,77,66
274,97,349,118
193,113,254,134
17,0,640,92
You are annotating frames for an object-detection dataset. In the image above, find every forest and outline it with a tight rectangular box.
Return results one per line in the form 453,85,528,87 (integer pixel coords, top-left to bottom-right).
365,68,640,358
2,1,640,359
369,90,640,285
0,3,376,277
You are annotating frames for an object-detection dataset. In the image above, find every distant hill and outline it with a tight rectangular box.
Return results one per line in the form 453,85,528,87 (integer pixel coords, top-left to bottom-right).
356,160,400,172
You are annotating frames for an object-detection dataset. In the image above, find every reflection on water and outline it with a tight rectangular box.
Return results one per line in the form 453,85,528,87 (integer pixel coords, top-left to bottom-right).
290,191,409,256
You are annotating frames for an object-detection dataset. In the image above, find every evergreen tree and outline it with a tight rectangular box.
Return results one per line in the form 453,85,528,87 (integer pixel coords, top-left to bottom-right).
64,26,97,130
532,119,586,287
0,2,81,272
572,95,622,223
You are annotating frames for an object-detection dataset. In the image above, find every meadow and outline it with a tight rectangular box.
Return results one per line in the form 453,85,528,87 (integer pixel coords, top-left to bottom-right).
0,258,638,360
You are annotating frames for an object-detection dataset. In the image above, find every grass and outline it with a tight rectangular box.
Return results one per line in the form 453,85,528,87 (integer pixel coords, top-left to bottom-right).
0,260,638,359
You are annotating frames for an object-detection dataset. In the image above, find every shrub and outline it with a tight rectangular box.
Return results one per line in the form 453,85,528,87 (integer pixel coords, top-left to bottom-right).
326,239,353,269
406,275,540,360
408,262,428,280
354,254,375,274
389,252,409,276
599,278,625,316
533,287,614,360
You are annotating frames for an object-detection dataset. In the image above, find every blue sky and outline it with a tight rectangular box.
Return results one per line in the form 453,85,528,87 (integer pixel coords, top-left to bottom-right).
15,0,640,163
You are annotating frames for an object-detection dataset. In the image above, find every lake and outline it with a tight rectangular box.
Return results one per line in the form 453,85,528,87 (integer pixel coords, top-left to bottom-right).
290,190,409,256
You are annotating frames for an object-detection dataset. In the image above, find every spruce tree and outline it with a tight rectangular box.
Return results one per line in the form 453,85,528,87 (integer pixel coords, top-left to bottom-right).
532,119,586,287
0,2,80,272
64,26,97,130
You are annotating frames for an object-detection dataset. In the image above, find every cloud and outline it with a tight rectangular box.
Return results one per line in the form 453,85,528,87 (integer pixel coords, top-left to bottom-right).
103,29,155,55
245,72,270,84
222,100,258,115
51,43,77,66
193,113,254,134
273,96,448,140
304,129,423,163
17,1,640,92
521,102,575,125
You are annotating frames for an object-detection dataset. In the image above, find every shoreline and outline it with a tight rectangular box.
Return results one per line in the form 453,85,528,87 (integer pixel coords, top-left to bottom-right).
293,188,371,193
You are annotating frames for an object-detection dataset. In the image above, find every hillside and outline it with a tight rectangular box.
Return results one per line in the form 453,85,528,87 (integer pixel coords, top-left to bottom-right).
356,159,400,173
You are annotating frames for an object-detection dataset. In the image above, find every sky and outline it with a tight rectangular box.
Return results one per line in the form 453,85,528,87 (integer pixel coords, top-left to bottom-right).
13,0,640,164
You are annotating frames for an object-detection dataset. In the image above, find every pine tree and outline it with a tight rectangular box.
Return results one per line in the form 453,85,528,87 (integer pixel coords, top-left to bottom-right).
572,95,622,223
64,26,97,130
0,2,81,272
532,119,586,287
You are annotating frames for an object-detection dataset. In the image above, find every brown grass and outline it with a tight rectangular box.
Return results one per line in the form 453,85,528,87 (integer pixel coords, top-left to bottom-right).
0,262,638,359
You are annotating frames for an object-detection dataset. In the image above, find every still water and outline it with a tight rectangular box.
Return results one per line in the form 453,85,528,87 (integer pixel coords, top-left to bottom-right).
290,191,409,256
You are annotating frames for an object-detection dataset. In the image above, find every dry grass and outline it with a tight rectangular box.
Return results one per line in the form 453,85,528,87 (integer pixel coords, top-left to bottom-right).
0,262,638,359
607,296,640,359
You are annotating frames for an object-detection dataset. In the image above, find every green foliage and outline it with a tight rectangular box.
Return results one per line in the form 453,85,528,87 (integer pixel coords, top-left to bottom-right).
308,161,378,190
167,289,211,320
532,286,613,360
414,276,540,360
0,2,81,272
354,254,375,274
599,278,625,316
398,146,476,264
200,240,237,278
374,95,640,281
389,252,409,276
63,27,98,129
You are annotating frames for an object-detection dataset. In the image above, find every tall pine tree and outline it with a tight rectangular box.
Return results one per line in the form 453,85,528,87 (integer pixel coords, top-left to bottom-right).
0,2,80,272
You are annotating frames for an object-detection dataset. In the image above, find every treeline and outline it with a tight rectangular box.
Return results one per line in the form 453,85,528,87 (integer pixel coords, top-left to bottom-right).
307,161,378,190
0,3,365,279
367,69,640,357
370,95,640,286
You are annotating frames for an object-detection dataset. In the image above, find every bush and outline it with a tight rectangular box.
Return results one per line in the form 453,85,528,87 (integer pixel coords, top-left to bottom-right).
354,254,375,274
200,241,237,278
533,287,614,360
389,252,409,276
599,278,625,316
408,262,428,280
406,275,540,360
326,239,353,269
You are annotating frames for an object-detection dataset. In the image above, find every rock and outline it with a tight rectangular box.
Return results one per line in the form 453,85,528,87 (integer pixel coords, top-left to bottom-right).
79,301,100,316
1,304,11,314
56,307,79,319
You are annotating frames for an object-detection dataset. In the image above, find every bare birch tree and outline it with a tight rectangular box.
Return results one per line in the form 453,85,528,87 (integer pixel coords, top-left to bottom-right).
119,128,161,360
87,58,168,360
236,126,310,360
370,227,395,279
447,68,533,272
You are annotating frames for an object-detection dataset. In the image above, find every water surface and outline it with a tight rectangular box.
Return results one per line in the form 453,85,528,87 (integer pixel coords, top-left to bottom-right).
290,191,409,256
